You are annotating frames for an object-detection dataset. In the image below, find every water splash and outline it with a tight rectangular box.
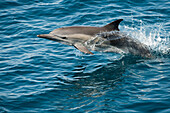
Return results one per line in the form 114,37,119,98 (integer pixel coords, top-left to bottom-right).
122,20,170,57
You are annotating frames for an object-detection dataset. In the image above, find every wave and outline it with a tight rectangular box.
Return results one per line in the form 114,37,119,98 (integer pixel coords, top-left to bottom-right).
121,20,170,58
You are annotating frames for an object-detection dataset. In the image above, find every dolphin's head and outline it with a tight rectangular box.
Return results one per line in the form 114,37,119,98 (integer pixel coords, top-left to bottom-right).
37,34,73,45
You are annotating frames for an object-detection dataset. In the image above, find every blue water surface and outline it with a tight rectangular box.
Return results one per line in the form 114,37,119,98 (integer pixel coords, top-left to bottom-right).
0,0,170,113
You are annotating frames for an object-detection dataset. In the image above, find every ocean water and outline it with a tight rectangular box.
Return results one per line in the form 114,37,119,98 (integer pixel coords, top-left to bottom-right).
0,0,170,113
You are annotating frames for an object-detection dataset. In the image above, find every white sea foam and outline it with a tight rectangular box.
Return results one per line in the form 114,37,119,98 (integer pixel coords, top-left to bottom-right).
121,20,170,56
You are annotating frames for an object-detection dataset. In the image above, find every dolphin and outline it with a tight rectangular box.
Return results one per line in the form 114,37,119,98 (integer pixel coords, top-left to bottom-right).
37,19,152,57
88,31,152,58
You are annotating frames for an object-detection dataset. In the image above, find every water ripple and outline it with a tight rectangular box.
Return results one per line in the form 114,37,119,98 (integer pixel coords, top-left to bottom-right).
0,0,169,112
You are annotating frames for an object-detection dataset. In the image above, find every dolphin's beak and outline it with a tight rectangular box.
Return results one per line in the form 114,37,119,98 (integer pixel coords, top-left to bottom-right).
37,34,63,41
37,34,73,45
37,34,53,38
37,35,40,37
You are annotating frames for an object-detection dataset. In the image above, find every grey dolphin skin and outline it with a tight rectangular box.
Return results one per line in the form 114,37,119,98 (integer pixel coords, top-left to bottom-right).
37,19,152,58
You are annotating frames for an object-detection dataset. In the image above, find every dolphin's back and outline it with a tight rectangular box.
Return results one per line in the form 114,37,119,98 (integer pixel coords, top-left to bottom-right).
50,26,102,36
50,19,123,36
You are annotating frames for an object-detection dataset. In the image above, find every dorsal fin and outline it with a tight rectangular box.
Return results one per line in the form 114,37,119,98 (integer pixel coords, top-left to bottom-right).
103,19,123,31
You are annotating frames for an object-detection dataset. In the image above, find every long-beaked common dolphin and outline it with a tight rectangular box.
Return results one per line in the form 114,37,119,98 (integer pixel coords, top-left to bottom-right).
37,19,152,58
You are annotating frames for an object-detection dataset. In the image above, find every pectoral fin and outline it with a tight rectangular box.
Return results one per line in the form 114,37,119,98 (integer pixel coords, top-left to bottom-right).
73,43,93,55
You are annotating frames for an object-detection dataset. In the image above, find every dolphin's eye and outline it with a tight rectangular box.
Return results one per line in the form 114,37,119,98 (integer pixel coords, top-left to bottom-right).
61,36,67,39
54,34,67,39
